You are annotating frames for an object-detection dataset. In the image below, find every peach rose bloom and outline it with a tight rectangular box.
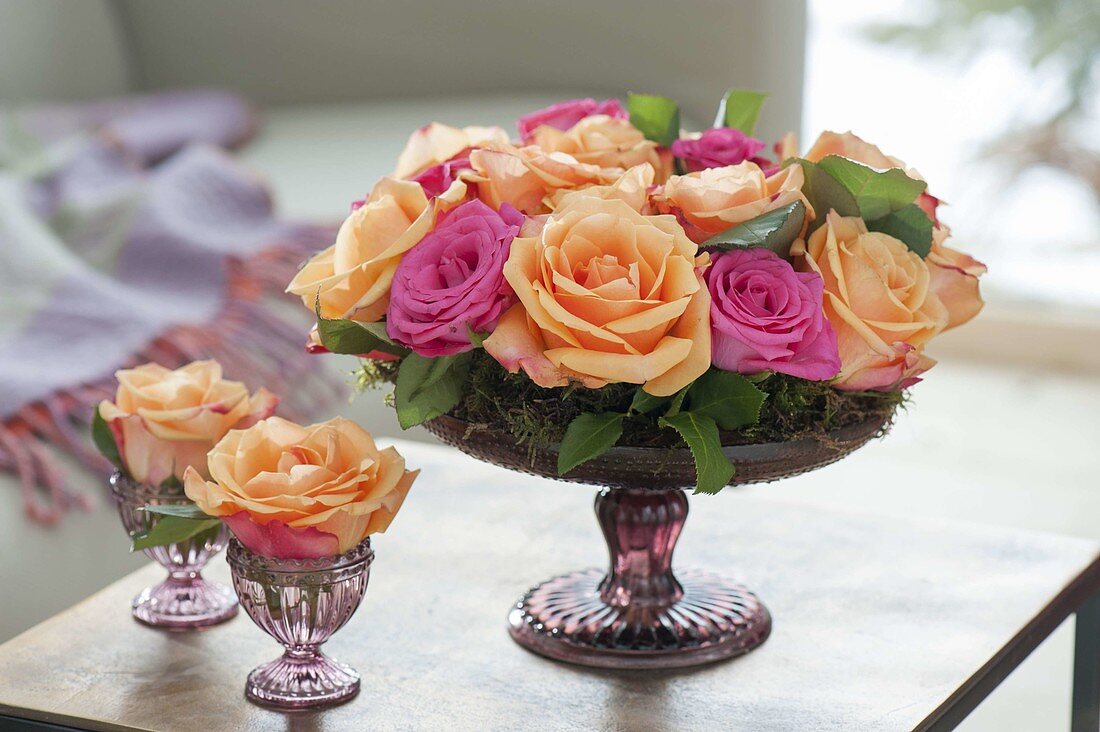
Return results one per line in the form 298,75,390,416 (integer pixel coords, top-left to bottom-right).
286,176,466,322
804,130,907,170
529,115,667,179
394,122,509,178
651,162,811,243
99,361,277,486
483,195,711,396
546,164,655,214
466,143,621,214
792,212,948,391
775,131,799,163
928,226,986,329
805,129,943,226
184,417,416,558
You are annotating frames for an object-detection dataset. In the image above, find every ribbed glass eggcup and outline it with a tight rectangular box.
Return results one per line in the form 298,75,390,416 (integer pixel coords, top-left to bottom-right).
110,472,238,629
227,537,373,710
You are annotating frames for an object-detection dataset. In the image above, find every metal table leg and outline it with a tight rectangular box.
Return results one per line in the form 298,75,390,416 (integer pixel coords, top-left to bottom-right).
1073,589,1100,732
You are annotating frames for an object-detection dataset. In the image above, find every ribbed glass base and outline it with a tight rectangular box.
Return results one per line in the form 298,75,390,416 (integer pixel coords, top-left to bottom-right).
508,567,771,669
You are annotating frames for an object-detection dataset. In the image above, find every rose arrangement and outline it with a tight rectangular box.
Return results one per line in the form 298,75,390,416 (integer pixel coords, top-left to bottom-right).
94,360,416,557
289,90,985,494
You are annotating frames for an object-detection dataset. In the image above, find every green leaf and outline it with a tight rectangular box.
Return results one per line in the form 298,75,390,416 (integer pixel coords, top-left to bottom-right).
137,503,210,520
131,516,223,552
627,93,680,147
465,324,488,349
794,159,860,229
702,201,806,258
629,389,670,415
557,412,626,475
686,370,767,430
659,412,735,495
867,203,934,258
716,89,767,135
665,386,690,418
630,385,690,417
393,352,472,429
315,316,409,357
817,155,927,221
91,405,123,471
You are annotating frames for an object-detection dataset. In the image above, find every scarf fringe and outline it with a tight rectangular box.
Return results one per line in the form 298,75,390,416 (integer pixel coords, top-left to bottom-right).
0,239,343,525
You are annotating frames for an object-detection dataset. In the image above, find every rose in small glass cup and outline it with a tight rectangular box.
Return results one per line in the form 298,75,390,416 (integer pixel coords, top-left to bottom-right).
183,416,417,709
96,360,277,629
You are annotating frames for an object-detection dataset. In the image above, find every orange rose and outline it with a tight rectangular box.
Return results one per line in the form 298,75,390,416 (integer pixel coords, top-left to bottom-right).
804,130,907,169
928,226,986,329
286,176,466,322
775,132,799,163
394,122,509,178
546,164,655,213
183,416,416,558
466,143,621,214
651,162,810,243
483,195,711,396
529,115,667,179
792,212,948,390
98,361,277,486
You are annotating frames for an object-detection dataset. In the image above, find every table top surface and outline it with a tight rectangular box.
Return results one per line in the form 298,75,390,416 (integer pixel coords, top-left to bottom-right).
1,439,1097,732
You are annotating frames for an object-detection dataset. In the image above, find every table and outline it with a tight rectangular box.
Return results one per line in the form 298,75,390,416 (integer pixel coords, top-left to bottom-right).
0,440,1097,731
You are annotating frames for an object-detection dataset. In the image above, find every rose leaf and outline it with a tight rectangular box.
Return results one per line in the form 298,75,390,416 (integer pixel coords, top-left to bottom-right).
702,201,806,258
629,389,670,415
817,155,927,221
715,89,767,135
685,370,767,430
131,516,223,552
658,412,735,495
394,352,472,430
557,412,626,475
315,316,409,357
137,503,210,520
91,405,124,471
867,203,934,258
627,93,681,148
794,159,860,229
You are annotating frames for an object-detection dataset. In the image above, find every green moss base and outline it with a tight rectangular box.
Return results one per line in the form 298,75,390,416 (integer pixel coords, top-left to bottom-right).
355,350,903,450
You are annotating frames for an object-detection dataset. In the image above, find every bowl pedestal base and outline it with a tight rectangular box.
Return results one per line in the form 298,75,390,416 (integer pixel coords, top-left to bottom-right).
506,488,771,669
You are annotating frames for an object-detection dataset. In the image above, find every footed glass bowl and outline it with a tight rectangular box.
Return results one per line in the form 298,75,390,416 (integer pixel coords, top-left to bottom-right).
110,473,237,629
228,538,373,710
424,411,891,669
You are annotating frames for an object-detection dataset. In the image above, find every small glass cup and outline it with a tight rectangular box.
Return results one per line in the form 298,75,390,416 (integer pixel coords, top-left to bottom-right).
110,472,238,629
227,537,373,710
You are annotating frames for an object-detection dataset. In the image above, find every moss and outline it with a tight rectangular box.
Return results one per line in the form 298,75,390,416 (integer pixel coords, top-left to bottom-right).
358,350,903,449
727,372,904,446
450,350,638,445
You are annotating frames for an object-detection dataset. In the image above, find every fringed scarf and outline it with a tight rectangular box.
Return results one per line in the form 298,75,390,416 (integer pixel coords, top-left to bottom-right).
0,90,341,524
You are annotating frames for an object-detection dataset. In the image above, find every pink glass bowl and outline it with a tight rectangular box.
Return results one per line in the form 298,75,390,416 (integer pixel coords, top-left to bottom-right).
110,472,237,630
227,538,373,710
425,411,892,669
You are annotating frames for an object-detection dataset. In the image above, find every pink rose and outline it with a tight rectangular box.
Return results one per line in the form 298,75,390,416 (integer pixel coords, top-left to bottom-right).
517,98,627,142
705,248,840,380
671,128,768,173
410,156,472,198
386,199,523,356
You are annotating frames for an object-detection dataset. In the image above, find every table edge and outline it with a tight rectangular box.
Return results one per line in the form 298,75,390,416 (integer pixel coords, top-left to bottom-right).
916,549,1100,731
